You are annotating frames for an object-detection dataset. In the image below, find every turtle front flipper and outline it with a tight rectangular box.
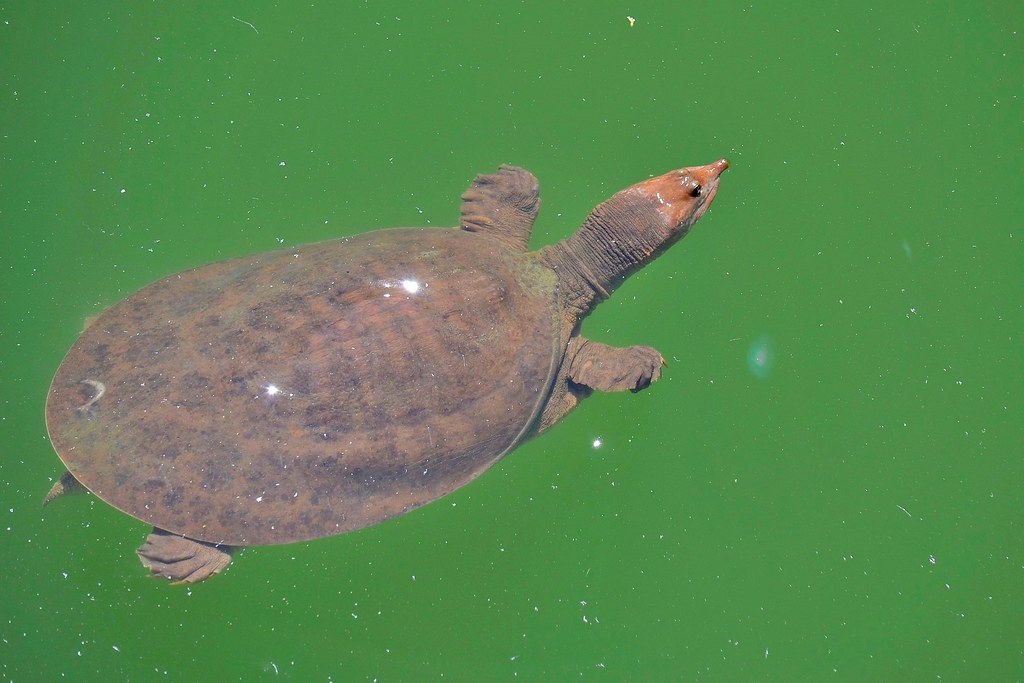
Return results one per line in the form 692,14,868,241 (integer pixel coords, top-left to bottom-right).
566,337,665,393
459,164,540,251
137,528,234,584
534,337,665,435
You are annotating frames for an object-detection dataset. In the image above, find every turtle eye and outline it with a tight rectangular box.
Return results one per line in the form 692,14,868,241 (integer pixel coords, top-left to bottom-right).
680,176,702,197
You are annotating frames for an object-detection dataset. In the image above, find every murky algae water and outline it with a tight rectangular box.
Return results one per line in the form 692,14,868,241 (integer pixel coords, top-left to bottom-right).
2,2,1020,681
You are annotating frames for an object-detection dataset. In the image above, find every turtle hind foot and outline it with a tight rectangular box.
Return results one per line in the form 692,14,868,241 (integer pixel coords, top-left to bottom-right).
137,528,234,584
42,470,88,507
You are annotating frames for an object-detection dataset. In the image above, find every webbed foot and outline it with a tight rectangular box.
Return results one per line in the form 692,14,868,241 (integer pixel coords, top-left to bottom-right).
137,528,234,584
567,338,665,393
459,165,540,251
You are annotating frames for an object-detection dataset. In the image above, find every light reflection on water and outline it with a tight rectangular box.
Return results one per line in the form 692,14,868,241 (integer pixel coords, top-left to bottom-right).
747,335,774,379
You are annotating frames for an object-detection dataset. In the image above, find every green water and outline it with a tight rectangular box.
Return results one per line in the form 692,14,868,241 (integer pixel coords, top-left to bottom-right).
2,2,1021,681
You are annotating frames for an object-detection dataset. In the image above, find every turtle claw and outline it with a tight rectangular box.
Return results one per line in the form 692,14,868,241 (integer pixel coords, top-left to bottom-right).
137,528,234,584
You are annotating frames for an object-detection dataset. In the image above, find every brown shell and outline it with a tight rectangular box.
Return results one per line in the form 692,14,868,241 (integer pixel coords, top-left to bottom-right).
46,228,561,546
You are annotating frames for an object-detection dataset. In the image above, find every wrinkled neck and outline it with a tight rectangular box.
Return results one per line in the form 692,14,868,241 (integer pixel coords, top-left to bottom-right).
539,192,667,316
538,241,605,317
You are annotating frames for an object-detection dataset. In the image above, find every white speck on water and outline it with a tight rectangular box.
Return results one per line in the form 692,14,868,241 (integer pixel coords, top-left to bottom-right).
592,437,602,449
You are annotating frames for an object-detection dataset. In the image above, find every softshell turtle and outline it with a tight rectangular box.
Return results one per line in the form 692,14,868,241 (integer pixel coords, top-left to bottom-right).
45,159,729,583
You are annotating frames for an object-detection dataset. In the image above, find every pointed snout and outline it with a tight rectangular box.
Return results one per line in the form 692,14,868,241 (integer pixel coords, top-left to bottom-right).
692,158,729,186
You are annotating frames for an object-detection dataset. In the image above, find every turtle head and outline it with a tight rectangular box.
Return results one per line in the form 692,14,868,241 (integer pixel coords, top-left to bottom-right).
556,159,729,301
631,158,729,244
